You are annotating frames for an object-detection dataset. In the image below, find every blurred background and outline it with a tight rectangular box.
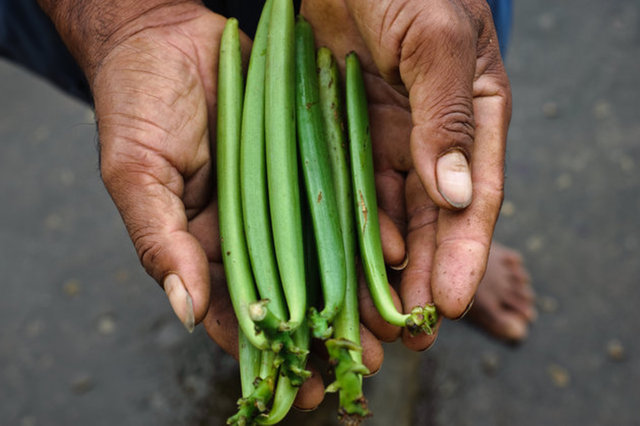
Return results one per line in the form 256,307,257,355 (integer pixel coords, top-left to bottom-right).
1,0,638,425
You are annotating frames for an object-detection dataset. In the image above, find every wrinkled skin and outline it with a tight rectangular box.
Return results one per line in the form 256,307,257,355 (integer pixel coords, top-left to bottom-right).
84,0,509,410
91,2,327,408
301,0,511,351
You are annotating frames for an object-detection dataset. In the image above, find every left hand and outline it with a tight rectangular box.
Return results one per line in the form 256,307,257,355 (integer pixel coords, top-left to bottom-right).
301,0,512,350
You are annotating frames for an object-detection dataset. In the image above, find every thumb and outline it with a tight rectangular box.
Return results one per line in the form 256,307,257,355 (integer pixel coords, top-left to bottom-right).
401,12,477,210
344,0,477,209
100,140,212,332
86,13,222,333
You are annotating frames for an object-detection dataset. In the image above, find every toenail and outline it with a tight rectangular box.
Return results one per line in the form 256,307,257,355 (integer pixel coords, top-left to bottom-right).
505,319,528,341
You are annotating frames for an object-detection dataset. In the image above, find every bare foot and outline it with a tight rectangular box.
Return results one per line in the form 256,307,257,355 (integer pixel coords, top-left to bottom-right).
465,242,536,342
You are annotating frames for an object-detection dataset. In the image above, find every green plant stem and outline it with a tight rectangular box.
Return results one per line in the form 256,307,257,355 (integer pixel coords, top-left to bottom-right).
256,323,311,425
265,0,306,330
318,47,371,423
325,339,371,423
228,1,286,423
295,15,346,340
241,0,288,324
228,331,275,425
250,300,311,387
345,51,438,335
238,330,262,398
316,46,361,361
217,17,268,349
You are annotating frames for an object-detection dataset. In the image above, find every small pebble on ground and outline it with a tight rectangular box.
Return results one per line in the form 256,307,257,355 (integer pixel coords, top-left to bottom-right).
62,279,81,297
70,375,94,395
548,364,570,388
606,339,625,361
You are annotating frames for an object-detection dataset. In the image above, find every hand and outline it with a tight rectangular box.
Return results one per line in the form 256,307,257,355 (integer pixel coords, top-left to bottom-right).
89,2,234,342
39,0,380,410
301,0,511,350
69,1,332,409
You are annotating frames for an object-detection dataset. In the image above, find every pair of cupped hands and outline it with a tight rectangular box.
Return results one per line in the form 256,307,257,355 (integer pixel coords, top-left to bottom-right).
87,0,510,409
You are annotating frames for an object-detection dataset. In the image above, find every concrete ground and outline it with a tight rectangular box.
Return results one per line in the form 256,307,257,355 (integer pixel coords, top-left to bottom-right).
1,0,638,425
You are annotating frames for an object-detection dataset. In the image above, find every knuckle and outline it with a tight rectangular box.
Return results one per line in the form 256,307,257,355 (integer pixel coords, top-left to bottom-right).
406,204,438,234
474,181,505,226
130,223,165,278
99,137,165,191
396,3,475,80
464,0,493,31
417,3,475,49
431,98,475,148
441,105,475,138
499,87,513,123
485,183,505,211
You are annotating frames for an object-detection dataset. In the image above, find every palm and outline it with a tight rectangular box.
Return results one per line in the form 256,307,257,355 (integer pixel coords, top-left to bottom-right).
93,7,242,354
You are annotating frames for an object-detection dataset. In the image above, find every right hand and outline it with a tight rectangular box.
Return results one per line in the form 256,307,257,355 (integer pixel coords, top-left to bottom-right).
86,1,337,410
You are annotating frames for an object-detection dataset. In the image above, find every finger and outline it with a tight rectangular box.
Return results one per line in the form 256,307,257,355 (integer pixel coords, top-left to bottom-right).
431,61,510,319
345,0,478,209
300,0,369,70
360,324,384,376
394,4,480,210
374,172,406,267
202,263,239,356
396,4,510,318
100,138,212,330
369,103,412,173
369,103,410,268
293,366,325,410
378,210,406,268
187,199,222,261
92,31,217,329
399,170,441,350
357,265,402,342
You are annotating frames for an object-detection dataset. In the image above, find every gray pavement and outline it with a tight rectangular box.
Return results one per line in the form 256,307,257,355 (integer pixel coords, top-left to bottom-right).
1,0,639,425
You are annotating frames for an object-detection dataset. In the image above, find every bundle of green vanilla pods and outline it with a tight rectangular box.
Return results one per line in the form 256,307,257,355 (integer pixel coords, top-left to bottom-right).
216,0,437,424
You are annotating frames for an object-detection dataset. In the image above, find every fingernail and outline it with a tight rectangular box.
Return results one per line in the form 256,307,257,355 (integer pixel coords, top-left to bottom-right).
293,405,320,413
363,366,381,378
164,274,195,333
455,297,475,320
389,254,409,271
436,150,472,208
